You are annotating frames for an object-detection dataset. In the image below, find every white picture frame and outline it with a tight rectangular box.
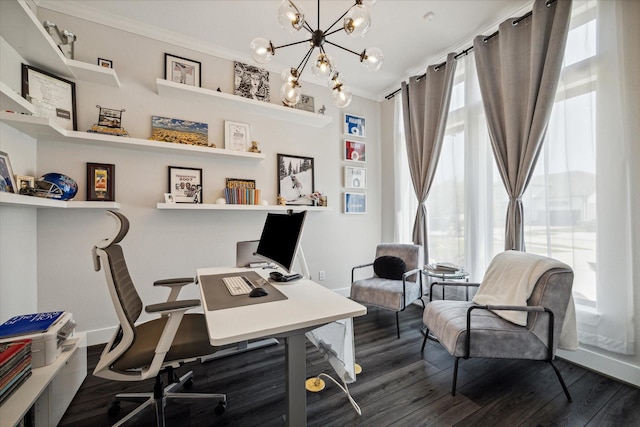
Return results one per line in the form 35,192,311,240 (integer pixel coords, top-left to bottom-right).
344,166,366,189
343,113,366,138
344,192,366,214
224,121,251,152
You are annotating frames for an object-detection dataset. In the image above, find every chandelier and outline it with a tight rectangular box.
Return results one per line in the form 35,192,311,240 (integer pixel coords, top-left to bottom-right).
250,0,383,109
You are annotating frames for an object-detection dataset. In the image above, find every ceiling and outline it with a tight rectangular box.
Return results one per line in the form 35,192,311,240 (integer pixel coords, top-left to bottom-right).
37,0,532,101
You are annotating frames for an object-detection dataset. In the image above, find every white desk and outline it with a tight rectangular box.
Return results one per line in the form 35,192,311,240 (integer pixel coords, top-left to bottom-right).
196,267,366,427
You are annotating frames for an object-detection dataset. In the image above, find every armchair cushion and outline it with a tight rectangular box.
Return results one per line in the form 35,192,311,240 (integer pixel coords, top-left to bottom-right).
351,277,422,311
373,255,407,280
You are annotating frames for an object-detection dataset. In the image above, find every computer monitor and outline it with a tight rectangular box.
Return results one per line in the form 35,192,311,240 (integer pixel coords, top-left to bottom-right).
256,210,307,274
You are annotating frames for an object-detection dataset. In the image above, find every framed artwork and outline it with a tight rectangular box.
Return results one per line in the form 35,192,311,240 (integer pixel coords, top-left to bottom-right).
168,166,202,203
15,175,35,195
277,153,315,206
344,139,366,162
234,61,270,102
22,64,77,131
98,58,113,68
295,94,315,112
344,192,367,214
224,121,251,151
0,151,17,193
164,53,201,87
86,163,115,202
97,106,125,128
150,116,209,147
344,166,366,189
344,113,366,138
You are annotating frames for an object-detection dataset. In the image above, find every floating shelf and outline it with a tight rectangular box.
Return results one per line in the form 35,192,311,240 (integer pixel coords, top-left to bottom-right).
0,0,120,87
0,192,121,209
156,79,332,128
0,111,266,160
156,203,331,212
0,81,35,114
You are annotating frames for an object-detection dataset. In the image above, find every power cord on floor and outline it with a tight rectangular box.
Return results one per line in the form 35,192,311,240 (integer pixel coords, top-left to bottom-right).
306,373,362,416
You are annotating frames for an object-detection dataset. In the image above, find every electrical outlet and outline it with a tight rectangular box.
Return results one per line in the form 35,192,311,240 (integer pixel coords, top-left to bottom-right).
318,270,325,281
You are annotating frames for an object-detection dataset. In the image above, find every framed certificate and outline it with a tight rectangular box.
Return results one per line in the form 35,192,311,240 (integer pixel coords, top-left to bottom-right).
224,121,251,151
21,64,77,131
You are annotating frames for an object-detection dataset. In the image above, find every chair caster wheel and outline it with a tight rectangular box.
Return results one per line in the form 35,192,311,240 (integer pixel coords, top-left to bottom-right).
184,378,193,389
215,401,226,415
107,401,121,416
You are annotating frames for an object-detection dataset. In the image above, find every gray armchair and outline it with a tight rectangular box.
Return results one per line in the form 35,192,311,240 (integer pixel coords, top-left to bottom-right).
350,243,424,338
421,250,575,401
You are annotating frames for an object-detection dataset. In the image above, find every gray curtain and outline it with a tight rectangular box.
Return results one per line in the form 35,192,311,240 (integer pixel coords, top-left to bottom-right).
474,0,572,251
401,52,457,260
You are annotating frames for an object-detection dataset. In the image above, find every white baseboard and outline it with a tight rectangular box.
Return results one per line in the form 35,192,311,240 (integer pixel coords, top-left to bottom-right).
557,347,640,388
86,326,117,347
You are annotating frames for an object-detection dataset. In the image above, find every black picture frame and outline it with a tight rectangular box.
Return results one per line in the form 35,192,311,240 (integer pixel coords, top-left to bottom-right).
277,154,315,206
22,64,77,131
168,166,203,203
164,53,201,87
98,58,113,68
86,162,115,202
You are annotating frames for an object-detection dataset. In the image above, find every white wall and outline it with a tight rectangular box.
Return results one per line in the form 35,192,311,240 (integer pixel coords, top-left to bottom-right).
0,7,382,344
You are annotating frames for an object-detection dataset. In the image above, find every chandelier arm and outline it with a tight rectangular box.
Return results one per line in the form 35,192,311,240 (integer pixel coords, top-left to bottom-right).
303,20,314,33
324,28,345,38
324,40,361,57
296,46,316,75
323,4,355,34
272,38,314,51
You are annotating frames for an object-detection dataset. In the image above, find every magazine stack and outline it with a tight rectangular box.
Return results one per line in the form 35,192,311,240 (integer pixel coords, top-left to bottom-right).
0,339,32,404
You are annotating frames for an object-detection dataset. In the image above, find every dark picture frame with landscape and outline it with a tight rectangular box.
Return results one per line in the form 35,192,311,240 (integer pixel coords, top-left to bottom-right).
168,166,203,203
86,163,115,202
277,154,315,206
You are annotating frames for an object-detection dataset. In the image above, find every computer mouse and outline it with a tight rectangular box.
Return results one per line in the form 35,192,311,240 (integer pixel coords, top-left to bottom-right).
249,287,268,298
269,271,283,281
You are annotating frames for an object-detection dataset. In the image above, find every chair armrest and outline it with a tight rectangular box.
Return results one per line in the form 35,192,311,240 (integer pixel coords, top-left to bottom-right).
465,304,555,360
154,277,195,302
145,299,201,314
352,262,374,282
429,281,480,302
402,267,422,281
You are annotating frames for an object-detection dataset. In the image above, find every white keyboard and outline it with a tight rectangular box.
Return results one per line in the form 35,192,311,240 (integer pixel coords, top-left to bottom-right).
222,275,254,295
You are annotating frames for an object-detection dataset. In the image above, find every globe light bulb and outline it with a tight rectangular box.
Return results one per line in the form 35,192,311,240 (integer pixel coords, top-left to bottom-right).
281,80,301,106
281,67,299,84
311,53,333,79
278,0,305,33
360,47,384,71
250,38,274,64
343,4,371,37
363,0,378,6
332,84,353,108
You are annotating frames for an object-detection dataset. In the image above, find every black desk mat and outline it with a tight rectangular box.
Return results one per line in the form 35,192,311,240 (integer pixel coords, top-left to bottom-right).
200,270,288,311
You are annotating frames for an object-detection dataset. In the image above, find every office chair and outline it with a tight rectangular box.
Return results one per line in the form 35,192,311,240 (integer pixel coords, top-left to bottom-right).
350,243,424,338
422,250,575,400
92,210,226,426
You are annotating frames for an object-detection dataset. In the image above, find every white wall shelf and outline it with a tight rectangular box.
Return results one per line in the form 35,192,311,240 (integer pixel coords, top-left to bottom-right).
157,203,331,212
156,79,333,128
0,192,121,209
0,0,120,88
0,111,266,160
0,81,35,114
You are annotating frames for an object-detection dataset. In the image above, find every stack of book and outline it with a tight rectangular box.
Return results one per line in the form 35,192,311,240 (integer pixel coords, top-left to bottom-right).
224,178,261,205
425,262,462,274
0,339,32,404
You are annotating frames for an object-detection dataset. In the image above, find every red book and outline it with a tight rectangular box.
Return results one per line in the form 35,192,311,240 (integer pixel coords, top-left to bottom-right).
0,340,31,367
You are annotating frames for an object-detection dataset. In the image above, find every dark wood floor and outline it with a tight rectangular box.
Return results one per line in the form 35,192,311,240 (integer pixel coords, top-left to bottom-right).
59,304,640,427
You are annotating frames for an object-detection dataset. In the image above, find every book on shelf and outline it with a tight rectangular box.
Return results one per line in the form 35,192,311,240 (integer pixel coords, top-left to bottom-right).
224,177,260,205
0,312,64,339
0,339,32,404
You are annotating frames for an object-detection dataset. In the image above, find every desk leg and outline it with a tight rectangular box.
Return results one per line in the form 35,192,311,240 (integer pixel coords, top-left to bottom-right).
285,334,306,427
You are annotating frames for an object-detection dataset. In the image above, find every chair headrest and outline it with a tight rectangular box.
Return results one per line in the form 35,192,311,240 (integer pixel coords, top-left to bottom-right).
95,210,130,250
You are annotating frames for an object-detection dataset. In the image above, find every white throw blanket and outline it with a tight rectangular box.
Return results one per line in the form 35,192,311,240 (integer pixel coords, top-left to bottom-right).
473,251,578,350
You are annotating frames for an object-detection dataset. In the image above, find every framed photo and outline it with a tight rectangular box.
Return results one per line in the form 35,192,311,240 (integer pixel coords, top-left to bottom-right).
22,64,77,131
224,121,251,151
86,163,115,201
151,116,209,147
168,166,202,203
295,94,315,112
277,154,315,206
344,192,367,214
97,106,125,128
15,175,35,195
344,113,366,138
98,58,113,68
234,61,270,102
164,193,175,203
344,139,366,162
0,151,17,193
344,166,367,189
165,53,201,87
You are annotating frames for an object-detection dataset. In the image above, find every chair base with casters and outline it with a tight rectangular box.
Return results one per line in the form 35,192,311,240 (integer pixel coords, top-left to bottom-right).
350,243,424,338
421,252,575,401
92,210,227,426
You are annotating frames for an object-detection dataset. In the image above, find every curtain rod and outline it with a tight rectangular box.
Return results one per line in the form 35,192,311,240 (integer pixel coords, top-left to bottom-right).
384,0,556,100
